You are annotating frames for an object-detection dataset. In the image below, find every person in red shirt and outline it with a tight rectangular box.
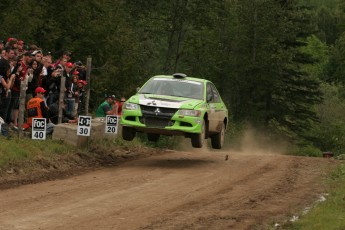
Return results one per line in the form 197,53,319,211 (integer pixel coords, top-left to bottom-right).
117,97,126,116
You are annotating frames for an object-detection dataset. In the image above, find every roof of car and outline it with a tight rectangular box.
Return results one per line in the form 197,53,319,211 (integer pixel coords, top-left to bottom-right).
153,75,208,83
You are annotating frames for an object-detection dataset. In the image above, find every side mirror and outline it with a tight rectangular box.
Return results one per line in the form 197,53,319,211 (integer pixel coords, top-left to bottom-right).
207,94,213,102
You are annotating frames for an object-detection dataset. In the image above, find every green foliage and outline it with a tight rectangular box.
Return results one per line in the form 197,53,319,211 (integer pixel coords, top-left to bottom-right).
288,144,323,157
304,83,345,155
299,35,329,79
326,32,345,83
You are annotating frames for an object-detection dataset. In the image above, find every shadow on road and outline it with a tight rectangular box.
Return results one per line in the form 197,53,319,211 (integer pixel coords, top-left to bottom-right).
139,158,215,168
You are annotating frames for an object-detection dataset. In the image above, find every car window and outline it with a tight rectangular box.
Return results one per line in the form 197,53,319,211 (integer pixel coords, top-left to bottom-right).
206,84,213,102
210,84,221,103
206,83,221,103
139,78,204,100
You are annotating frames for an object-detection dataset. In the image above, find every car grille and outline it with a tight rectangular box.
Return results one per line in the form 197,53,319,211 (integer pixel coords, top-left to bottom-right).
140,105,178,128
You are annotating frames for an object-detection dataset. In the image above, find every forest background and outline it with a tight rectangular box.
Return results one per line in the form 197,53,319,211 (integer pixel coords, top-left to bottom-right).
1,0,345,155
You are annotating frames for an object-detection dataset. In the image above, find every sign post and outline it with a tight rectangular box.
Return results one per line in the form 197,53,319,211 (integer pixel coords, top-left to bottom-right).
105,115,118,134
77,115,92,136
32,118,46,140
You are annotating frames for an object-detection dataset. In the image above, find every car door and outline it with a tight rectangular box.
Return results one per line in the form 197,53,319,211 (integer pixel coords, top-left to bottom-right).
208,83,226,133
206,83,218,132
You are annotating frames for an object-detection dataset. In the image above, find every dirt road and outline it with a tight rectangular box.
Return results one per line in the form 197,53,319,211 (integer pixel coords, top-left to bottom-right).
0,150,338,230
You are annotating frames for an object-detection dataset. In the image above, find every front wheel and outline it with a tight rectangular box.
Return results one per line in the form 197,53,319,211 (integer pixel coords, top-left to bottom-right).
122,126,136,141
191,121,206,148
211,123,225,149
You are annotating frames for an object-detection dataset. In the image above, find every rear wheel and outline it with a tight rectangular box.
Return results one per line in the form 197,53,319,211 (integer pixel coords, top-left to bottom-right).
211,123,225,149
147,133,160,142
122,126,136,141
191,121,206,148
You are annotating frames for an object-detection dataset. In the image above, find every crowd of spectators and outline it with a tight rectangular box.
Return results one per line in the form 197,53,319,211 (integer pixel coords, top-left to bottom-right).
0,37,88,133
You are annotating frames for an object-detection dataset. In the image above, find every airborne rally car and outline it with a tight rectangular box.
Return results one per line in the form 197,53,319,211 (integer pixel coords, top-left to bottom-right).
120,73,228,149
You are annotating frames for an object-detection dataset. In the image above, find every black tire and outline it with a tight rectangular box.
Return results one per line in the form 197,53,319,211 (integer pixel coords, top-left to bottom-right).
122,126,136,141
211,123,225,149
191,121,206,148
147,133,160,142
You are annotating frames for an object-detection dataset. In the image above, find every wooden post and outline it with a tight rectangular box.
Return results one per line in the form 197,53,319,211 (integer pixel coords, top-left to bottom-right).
58,76,66,124
85,56,92,115
18,80,27,137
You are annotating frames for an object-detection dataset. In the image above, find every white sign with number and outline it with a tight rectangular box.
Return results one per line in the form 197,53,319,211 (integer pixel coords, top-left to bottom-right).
32,118,46,140
77,116,92,136
105,115,118,134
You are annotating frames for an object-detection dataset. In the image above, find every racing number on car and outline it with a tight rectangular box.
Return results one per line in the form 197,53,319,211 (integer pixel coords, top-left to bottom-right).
105,115,118,134
77,116,92,136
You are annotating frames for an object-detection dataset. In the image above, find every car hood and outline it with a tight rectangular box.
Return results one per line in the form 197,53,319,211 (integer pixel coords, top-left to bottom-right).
129,94,203,109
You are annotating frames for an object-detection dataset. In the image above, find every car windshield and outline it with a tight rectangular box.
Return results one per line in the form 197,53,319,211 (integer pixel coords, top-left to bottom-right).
139,78,204,100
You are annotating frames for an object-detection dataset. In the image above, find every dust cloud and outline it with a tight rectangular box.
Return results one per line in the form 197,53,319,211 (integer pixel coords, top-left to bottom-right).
172,125,289,156
234,126,289,155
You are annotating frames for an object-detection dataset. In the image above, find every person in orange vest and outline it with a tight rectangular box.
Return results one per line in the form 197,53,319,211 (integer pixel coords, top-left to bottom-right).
24,86,54,134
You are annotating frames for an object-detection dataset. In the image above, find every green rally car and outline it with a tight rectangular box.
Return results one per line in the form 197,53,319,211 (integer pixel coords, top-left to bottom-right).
120,73,228,149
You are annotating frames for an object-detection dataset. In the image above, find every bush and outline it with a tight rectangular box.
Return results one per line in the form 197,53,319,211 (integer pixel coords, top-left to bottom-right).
289,144,323,157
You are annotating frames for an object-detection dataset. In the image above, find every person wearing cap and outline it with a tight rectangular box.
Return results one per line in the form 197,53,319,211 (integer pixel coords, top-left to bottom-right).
24,86,54,134
95,94,118,117
5,38,18,52
73,61,86,80
32,50,43,63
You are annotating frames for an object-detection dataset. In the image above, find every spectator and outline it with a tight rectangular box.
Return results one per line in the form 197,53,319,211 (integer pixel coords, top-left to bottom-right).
0,47,16,123
24,86,54,134
118,97,126,116
5,38,18,52
76,80,87,116
70,71,79,117
49,100,76,124
95,94,118,117
0,40,5,51
73,61,86,80
53,51,72,68
26,50,44,99
40,56,52,88
64,62,74,117
17,40,25,56
0,50,5,59
26,59,40,101
8,59,24,129
46,57,66,106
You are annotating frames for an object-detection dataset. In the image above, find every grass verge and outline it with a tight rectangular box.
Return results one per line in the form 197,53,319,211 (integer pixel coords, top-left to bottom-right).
0,135,165,189
284,162,345,230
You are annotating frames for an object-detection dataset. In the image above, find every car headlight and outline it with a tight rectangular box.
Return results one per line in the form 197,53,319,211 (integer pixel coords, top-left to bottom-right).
124,103,139,110
178,109,201,117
